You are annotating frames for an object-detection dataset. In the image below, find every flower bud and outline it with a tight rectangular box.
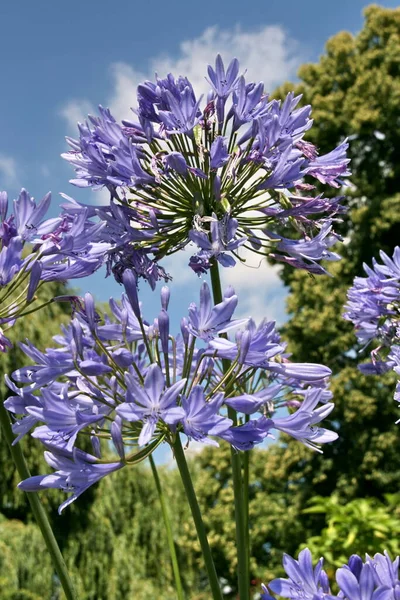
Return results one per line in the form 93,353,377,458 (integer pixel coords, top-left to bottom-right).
158,309,170,354
160,286,170,310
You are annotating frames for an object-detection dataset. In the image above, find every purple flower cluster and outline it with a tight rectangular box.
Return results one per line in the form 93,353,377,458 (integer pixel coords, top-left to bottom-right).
0,189,109,351
261,548,400,600
6,279,336,512
62,55,350,284
343,247,400,422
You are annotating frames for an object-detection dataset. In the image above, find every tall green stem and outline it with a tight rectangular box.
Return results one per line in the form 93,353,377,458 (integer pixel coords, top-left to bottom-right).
209,261,250,600
149,454,185,600
0,398,77,600
173,435,223,600
243,445,250,583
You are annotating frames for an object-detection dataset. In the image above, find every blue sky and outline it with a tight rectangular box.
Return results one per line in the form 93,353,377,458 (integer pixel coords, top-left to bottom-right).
1,0,397,463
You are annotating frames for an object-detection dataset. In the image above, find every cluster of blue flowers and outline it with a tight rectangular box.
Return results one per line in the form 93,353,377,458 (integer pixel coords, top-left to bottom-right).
6,275,336,512
344,247,400,422
0,189,109,352
0,54,348,516
261,548,400,600
62,55,350,283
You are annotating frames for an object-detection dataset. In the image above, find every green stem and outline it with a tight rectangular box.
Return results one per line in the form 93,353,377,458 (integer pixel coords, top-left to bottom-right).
209,261,250,600
173,435,223,600
149,454,185,600
0,398,77,600
243,429,250,583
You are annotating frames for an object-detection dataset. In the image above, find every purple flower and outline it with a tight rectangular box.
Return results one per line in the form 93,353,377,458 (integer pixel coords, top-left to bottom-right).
181,387,232,446
0,236,23,285
108,245,170,289
62,106,153,189
188,254,211,275
230,77,268,132
27,384,105,452
0,328,12,352
219,416,271,450
268,548,335,599
264,549,400,600
366,551,400,597
188,282,247,341
11,340,75,388
336,563,393,600
13,189,60,241
18,448,123,513
267,223,341,275
209,318,284,367
5,280,338,510
209,317,331,384
163,151,189,175
210,136,229,169
116,364,186,446
207,55,240,125
344,247,400,416
207,55,240,101
224,385,281,414
60,56,349,284
189,213,247,270
271,388,337,451
303,139,351,188
158,87,203,138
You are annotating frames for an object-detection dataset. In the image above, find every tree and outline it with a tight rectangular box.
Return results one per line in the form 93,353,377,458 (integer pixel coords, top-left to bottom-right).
256,1,400,563
178,5,400,586
300,493,400,572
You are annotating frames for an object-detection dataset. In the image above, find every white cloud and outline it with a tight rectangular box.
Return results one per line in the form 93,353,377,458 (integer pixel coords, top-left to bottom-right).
162,244,287,325
162,243,202,286
61,22,302,124
220,249,285,324
96,187,114,206
59,99,95,132
41,164,50,178
0,155,18,188
109,23,302,120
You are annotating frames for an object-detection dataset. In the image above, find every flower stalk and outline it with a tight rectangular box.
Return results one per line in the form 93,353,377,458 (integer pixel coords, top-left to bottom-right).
149,454,185,600
173,434,223,600
209,260,250,600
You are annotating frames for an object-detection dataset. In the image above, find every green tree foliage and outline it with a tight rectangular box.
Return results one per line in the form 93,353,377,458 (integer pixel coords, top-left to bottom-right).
176,5,400,587
63,460,204,600
268,5,400,500
300,494,400,574
0,513,54,599
226,2,400,575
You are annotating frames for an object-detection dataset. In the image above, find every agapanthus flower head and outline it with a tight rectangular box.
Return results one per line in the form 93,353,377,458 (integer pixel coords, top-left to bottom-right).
0,188,109,351
344,247,400,422
7,278,336,511
62,54,350,285
263,548,399,600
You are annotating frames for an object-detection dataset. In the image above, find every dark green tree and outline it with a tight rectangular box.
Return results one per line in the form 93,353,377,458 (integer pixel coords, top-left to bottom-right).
269,2,400,497
246,2,400,569
176,4,400,585
62,460,202,600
